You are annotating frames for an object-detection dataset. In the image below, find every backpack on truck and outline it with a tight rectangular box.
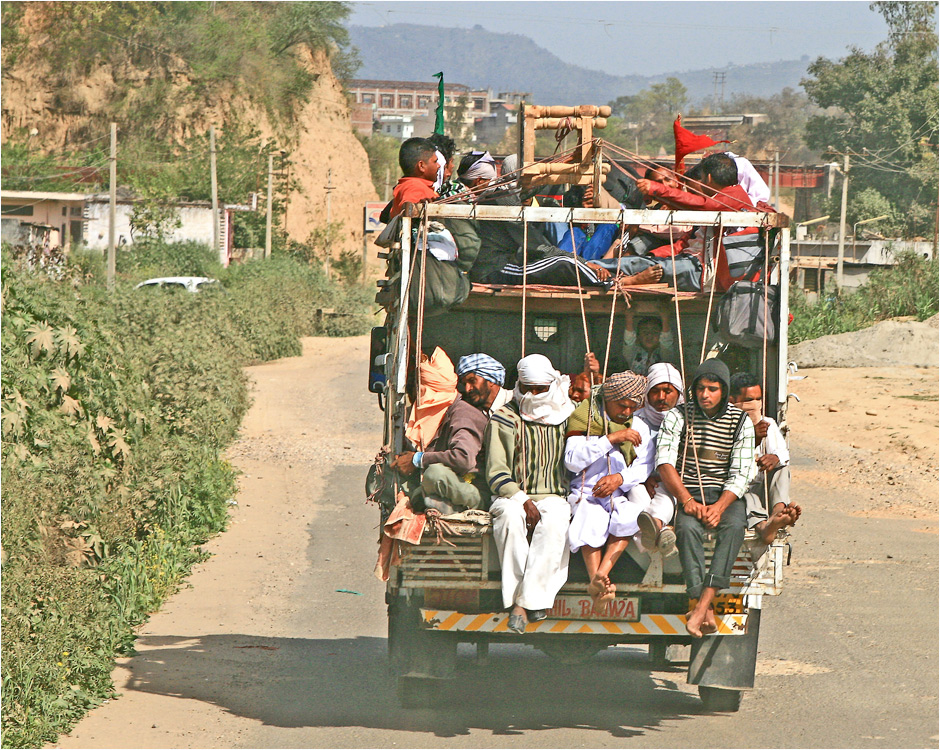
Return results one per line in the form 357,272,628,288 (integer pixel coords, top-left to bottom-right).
714,280,779,348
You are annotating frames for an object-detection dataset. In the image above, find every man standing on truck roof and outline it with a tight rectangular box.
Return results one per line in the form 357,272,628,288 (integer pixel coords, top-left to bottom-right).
656,359,757,638
484,354,575,634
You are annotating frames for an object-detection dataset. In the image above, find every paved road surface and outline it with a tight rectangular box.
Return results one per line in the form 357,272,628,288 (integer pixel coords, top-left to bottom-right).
56,336,939,749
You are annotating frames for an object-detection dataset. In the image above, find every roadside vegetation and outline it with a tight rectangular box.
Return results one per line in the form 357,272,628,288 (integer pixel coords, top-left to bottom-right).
0,242,371,748
788,251,939,344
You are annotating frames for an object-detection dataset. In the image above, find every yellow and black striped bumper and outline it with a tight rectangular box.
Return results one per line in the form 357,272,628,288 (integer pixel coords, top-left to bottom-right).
421,609,748,636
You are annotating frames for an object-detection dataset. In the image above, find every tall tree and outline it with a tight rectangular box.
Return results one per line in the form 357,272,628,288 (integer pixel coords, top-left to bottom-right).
801,1,939,238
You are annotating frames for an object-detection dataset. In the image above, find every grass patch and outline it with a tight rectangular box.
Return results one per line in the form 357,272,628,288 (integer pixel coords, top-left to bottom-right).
789,251,939,345
1,242,371,747
896,394,938,401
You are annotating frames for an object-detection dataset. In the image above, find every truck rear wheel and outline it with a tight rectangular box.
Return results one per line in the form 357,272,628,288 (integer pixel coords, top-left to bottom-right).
698,685,743,712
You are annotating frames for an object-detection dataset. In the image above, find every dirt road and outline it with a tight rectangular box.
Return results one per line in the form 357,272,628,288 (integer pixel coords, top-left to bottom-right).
56,337,938,749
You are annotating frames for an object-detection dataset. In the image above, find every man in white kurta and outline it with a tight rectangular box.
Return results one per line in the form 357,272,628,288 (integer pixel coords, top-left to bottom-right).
565,418,654,551
563,371,651,610
632,362,686,555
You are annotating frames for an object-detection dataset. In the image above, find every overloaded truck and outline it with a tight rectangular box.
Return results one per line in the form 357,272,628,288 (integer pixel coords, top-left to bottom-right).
366,124,795,710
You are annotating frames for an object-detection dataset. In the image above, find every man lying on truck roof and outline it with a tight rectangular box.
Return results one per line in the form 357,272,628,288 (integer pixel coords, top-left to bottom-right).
565,371,655,613
656,358,757,638
729,372,802,545
443,153,662,291
390,347,491,513
634,153,775,291
485,354,575,634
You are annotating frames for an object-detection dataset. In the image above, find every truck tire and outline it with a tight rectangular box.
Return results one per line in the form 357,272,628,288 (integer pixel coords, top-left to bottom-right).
698,685,743,712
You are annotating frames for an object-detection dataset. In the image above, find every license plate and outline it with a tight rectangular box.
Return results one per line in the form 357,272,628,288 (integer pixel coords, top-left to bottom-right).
548,595,641,621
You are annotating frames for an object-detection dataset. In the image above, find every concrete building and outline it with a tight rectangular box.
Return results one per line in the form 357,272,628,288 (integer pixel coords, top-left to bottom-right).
475,102,520,147
2,189,250,267
1,190,87,250
348,79,490,136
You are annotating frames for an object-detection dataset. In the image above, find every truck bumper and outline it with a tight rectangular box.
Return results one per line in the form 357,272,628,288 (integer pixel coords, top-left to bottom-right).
420,608,749,637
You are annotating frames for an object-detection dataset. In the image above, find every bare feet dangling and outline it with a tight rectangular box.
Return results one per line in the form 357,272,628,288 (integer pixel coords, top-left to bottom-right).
588,574,613,615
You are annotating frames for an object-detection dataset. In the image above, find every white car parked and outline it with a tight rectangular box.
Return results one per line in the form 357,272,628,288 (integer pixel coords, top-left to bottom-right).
134,277,221,293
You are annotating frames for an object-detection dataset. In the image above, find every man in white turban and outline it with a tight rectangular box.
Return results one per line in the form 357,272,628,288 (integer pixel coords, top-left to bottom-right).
484,354,574,633
633,362,685,556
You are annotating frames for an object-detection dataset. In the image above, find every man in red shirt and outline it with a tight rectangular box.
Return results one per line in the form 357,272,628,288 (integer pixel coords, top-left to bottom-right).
390,138,440,218
634,153,773,290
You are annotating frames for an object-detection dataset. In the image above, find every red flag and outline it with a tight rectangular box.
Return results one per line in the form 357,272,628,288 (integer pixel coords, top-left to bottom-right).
674,114,730,174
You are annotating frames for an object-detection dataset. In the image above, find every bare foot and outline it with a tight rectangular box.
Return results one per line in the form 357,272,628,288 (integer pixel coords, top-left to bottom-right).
760,507,798,544
621,264,663,286
588,574,612,614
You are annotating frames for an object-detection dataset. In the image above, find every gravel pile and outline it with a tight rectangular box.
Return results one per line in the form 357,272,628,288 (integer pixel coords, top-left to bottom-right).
790,315,939,368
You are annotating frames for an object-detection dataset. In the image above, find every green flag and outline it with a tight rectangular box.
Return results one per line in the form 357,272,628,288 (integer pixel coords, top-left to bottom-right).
433,72,445,135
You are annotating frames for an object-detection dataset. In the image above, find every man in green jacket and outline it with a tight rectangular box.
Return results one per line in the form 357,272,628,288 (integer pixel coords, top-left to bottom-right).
484,354,574,634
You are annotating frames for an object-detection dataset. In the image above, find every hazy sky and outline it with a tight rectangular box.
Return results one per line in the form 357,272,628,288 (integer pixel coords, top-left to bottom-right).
348,1,890,76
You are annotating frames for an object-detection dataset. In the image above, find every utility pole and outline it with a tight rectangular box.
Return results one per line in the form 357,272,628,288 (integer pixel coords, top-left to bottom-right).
836,152,850,290
209,126,219,259
384,166,390,202
324,168,334,280
107,122,116,290
264,152,274,259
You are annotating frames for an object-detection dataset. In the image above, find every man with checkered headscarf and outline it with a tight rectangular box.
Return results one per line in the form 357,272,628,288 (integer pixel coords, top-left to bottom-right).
564,371,657,614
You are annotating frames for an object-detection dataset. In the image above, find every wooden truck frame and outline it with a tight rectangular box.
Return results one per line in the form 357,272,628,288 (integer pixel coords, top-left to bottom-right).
369,199,794,711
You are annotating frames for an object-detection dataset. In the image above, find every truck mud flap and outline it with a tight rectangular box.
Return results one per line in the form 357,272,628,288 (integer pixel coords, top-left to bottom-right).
687,608,761,689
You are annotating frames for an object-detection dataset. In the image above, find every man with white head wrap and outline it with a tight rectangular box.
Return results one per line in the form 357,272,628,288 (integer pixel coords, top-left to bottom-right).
484,354,575,633
633,362,685,556
457,150,498,189
565,371,655,612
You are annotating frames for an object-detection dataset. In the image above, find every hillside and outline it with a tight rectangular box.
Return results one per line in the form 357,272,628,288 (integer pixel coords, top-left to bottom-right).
1,3,377,252
349,23,810,103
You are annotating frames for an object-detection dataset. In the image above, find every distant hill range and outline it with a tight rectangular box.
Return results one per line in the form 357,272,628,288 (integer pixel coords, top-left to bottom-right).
349,23,811,104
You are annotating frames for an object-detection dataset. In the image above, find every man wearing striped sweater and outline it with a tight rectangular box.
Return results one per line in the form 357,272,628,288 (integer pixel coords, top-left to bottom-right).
484,354,575,634
656,359,757,638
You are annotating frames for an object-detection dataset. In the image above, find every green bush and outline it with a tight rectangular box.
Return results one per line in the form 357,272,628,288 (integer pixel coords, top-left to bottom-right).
789,250,939,344
1,241,371,747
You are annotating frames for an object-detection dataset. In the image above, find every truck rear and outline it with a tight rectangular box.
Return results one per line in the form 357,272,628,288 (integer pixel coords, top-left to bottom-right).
369,196,793,710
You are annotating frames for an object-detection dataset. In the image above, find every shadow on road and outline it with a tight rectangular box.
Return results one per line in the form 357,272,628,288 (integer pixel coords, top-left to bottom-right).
122,634,704,738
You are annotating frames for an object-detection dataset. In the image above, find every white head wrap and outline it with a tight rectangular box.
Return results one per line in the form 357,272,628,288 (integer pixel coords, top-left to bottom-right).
501,153,519,184
432,149,446,192
635,362,684,430
461,151,497,183
513,354,575,425
727,151,770,207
